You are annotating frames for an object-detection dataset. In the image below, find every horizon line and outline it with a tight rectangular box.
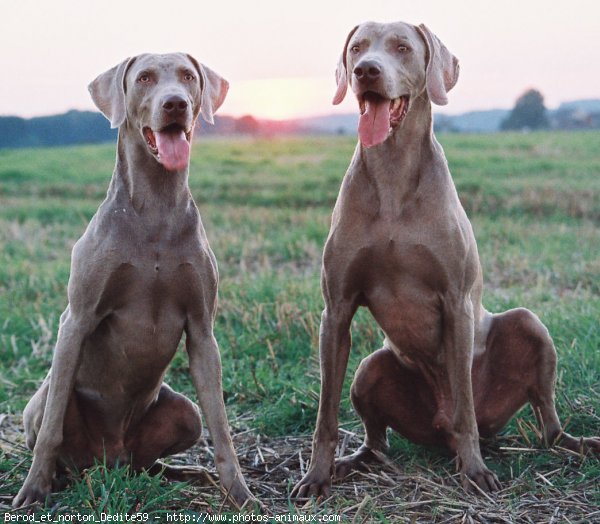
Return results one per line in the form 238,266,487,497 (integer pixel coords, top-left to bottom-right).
3,96,600,123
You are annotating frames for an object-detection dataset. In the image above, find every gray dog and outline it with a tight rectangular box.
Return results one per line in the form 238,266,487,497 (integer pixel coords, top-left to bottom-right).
14,53,253,508
293,21,599,498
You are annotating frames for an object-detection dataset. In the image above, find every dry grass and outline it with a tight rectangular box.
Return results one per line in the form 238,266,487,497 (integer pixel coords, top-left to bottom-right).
3,413,598,523
203,424,599,523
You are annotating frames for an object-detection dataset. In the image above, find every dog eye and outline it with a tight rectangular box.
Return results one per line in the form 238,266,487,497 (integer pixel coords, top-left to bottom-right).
350,45,360,53
397,45,409,53
183,73,195,82
137,74,151,84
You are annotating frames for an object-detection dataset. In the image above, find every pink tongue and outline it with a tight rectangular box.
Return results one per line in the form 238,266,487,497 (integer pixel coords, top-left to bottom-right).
155,130,190,172
358,98,391,148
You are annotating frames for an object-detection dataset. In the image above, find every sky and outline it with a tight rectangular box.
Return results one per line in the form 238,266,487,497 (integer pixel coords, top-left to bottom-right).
1,0,599,121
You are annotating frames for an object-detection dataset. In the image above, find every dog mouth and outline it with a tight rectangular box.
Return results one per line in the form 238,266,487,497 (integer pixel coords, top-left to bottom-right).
142,123,192,172
357,92,410,148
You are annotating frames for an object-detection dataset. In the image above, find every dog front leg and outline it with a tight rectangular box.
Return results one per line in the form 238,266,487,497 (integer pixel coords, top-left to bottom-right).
444,298,500,493
292,304,355,499
186,325,254,509
13,310,91,508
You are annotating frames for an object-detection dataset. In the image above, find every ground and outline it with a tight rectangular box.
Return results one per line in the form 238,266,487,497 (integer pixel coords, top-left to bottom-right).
1,133,599,522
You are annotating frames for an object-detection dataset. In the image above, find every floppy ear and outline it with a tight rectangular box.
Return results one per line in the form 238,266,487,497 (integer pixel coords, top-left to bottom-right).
332,25,359,105
416,24,459,106
196,62,229,125
88,57,136,128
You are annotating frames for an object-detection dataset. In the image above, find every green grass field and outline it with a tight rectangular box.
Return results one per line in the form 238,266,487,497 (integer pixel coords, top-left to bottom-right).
1,132,599,521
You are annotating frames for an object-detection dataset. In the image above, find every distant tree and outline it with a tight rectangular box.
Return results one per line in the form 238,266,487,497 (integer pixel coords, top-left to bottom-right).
501,89,549,131
0,116,28,148
235,115,260,134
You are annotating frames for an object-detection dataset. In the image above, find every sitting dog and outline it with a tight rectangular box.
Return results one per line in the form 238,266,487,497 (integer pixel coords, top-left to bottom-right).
293,22,599,498
13,53,253,508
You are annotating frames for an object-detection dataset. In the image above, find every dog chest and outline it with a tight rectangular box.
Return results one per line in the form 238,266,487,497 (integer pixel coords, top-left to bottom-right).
334,238,447,358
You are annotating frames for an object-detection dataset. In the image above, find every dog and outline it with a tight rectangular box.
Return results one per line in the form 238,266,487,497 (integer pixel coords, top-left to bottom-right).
13,53,253,508
292,21,600,498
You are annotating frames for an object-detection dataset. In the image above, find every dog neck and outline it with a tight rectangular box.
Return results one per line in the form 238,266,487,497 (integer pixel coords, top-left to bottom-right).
358,95,438,208
359,94,435,171
109,121,193,215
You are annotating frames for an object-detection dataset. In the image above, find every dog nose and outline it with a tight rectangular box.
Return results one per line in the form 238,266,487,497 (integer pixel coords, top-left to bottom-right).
354,61,381,81
162,95,188,116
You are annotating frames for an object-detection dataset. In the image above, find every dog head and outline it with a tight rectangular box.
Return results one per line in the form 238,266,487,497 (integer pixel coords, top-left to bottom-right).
333,22,459,148
89,53,228,172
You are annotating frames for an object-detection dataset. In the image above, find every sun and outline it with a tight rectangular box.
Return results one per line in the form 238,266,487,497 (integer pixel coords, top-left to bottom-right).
224,77,334,120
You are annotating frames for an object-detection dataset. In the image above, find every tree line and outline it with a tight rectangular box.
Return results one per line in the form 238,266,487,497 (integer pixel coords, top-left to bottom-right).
1,89,596,149
0,110,116,149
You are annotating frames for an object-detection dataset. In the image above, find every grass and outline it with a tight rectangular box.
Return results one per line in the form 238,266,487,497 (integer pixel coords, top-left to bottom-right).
1,131,599,522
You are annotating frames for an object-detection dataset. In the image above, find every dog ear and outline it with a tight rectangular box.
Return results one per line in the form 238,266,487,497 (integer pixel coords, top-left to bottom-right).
197,63,229,125
88,57,136,128
416,24,459,106
186,55,229,124
332,25,359,105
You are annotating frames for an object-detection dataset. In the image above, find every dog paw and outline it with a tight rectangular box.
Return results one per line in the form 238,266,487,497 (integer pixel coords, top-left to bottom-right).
558,433,600,455
291,469,332,500
461,465,501,493
13,478,52,508
227,480,257,511
333,457,355,479
334,446,380,478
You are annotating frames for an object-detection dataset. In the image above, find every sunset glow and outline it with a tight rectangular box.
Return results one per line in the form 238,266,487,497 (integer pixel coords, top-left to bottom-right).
225,77,345,121
1,1,599,119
